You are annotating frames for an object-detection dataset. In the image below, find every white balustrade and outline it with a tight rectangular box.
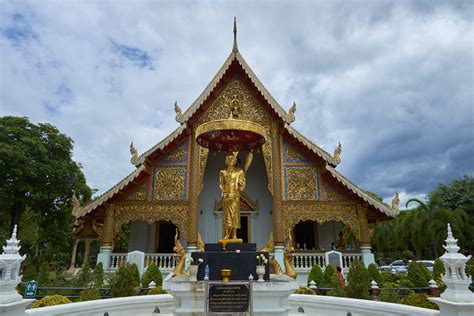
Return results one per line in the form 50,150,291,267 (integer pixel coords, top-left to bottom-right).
108,253,176,272
292,252,362,271
109,253,127,270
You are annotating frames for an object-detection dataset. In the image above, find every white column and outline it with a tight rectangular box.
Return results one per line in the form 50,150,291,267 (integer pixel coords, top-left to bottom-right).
69,238,79,269
83,239,92,265
274,245,285,271
360,246,375,267
97,246,112,270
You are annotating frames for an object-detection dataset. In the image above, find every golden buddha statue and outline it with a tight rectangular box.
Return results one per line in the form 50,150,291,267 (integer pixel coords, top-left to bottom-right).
219,153,246,241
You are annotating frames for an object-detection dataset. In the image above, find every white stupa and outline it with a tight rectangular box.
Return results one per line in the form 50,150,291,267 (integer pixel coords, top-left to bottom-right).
439,223,473,302
0,225,26,304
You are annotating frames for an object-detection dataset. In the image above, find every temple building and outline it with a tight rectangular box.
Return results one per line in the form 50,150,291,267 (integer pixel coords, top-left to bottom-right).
70,22,398,280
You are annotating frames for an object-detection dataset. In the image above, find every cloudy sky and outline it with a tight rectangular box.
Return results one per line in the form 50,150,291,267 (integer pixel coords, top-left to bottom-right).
1,0,472,208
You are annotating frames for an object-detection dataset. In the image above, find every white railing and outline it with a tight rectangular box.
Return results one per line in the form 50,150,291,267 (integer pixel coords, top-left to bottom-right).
293,253,326,269
292,252,362,270
341,253,362,269
109,253,127,269
144,253,176,270
108,253,176,272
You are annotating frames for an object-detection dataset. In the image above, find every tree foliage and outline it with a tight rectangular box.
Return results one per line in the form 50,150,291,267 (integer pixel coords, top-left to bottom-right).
142,263,163,287
109,264,141,297
367,263,383,286
407,261,429,288
307,264,324,287
345,260,370,299
0,116,92,265
372,175,473,260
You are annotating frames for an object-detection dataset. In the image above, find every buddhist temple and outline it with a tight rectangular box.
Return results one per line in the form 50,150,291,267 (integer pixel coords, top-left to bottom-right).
70,20,398,282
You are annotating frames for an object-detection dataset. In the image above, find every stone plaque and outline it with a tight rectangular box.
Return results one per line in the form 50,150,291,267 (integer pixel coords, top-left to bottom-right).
209,284,250,313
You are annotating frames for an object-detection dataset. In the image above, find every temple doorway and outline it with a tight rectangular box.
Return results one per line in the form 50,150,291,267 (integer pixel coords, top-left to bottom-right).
155,221,177,253
293,221,318,251
236,214,250,243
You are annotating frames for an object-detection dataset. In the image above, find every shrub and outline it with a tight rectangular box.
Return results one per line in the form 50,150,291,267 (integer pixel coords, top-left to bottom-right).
109,264,141,297
148,286,167,295
130,263,141,286
407,261,428,288
307,264,324,287
345,260,370,299
79,282,100,301
93,262,104,287
402,250,414,261
142,263,163,288
294,286,316,295
322,265,337,288
379,288,400,303
367,263,383,286
418,263,432,283
76,262,92,287
401,293,438,310
32,295,71,308
327,273,345,297
38,262,49,286
433,259,445,281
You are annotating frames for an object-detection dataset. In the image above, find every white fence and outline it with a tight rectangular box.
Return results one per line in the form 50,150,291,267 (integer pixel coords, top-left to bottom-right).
289,294,440,316
108,253,175,273
293,252,362,271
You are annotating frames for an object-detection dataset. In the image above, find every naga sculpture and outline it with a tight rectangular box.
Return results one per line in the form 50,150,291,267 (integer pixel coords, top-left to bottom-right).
259,232,283,275
287,101,296,123
130,142,139,165
172,229,186,276
333,142,342,165
283,229,297,279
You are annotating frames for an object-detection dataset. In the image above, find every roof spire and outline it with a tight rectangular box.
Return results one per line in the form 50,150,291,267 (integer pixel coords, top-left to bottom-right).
233,17,238,53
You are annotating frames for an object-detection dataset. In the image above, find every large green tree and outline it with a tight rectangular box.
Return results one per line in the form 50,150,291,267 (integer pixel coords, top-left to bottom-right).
0,116,92,262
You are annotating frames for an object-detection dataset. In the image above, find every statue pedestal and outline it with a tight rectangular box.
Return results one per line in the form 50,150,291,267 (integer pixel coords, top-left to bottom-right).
163,274,298,316
0,299,34,316
191,243,270,281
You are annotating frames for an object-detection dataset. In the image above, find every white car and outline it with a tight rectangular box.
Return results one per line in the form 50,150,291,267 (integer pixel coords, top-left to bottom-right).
417,260,435,272
380,260,408,273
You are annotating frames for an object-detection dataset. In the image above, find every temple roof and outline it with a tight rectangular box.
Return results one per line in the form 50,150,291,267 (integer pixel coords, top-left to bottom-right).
74,27,398,220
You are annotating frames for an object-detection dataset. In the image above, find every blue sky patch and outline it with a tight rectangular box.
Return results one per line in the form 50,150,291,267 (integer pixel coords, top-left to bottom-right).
111,40,154,70
2,13,38,46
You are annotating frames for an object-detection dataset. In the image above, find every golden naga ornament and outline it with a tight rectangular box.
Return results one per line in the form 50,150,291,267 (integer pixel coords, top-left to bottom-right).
333,142,342,165
391,191,400,210
130,142,139,166
172,229,186,276
287,101,296,123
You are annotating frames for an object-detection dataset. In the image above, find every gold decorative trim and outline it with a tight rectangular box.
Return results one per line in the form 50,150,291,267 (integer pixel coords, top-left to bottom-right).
112,203,188,239
282,201,360,240
198,146,209,193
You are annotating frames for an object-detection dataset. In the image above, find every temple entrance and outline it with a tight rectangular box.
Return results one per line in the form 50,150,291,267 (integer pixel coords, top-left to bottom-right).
293,221,318,250
236,214,250,243
155,221,177,253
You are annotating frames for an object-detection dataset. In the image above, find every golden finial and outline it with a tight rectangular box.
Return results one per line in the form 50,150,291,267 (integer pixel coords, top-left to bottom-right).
333,142,342,165
232,17,238,53
288,101,296,123
174,101,184,124
130,142,139,165
71,191,80,215
392,192,400,210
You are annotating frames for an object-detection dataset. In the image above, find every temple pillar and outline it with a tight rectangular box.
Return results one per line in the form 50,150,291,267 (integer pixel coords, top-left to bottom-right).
69,238,79,270
83,239,92,265
97,205,115,269
187,132,199,252
271,123,284,246
357,204,375,267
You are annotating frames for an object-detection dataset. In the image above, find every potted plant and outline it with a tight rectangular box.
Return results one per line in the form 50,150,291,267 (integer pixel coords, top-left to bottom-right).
256,254,268,282
187,257,203,281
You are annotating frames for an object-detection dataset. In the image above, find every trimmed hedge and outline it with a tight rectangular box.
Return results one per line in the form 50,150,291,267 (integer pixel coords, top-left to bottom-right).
142,263,163,287
345,260,370,299
401,293,438,310
32,295,71,308
307,264,324,287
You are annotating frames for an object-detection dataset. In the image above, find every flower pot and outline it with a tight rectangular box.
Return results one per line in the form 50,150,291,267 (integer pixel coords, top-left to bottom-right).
256,265,265,282
188,265,198,282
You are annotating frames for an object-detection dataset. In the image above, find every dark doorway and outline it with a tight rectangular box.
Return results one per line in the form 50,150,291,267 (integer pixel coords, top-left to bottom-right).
156,222,176,253
294,221,317,250
236,215,250,243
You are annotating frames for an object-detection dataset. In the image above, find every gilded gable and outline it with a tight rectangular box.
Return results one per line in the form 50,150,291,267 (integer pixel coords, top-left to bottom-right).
122,182,148,202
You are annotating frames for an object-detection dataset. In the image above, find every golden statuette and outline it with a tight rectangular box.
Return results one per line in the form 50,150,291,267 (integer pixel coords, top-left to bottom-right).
197,233,205,252
219,153,246,243
391,191,400,210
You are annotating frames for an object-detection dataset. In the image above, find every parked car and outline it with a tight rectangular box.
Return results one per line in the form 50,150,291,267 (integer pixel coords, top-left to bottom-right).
417,260,435,272
380,260,408,273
